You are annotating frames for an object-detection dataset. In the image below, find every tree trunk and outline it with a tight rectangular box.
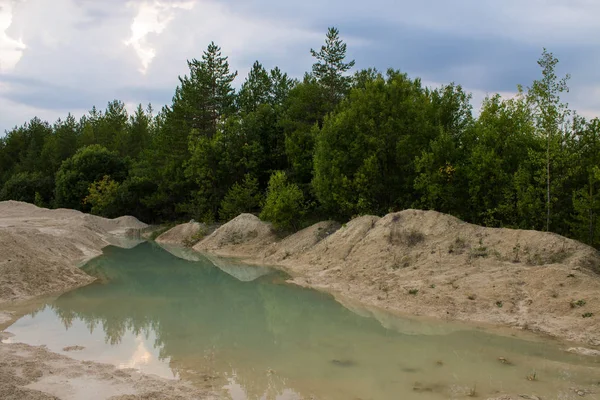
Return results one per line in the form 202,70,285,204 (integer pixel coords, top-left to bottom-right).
546,132,550,232
590,181,594,245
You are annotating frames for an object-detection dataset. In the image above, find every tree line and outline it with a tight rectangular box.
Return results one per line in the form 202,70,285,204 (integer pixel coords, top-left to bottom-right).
1,28,599,248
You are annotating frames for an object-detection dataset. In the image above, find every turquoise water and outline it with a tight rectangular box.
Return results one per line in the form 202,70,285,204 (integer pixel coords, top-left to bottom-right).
5,242,600,399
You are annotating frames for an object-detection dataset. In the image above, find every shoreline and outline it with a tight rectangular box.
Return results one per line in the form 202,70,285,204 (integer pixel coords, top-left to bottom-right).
190,212,600,347
194,247,599,352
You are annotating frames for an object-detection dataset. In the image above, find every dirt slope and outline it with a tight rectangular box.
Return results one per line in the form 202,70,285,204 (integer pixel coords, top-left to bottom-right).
193,213,277,254
0,201,147,304
194,209,600,346
155,222,207,246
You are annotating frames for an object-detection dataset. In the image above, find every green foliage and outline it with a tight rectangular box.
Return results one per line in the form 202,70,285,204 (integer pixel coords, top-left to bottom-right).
313,70,436,218
125,104,153,158
219,174,262,221
0,172,53,204
527,49,571,232
34,192,45,208
182,42,237,141
84,175,121,217
281,75,329,188
569,117,600,247
41,114,78,173
186,114,265,221
238,61,272,114
260,171,306,231
140,42,237,221
54,145,128,211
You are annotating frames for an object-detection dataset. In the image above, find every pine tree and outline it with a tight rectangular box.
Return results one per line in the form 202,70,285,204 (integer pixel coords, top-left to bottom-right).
183,42,237,140
99,100,128,152
269,67,295,106
238,61,271,114
310,27,355,106
126,104,152,158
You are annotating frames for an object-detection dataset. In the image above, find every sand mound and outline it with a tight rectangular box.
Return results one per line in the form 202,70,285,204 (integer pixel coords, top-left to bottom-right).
111,216,148,230
156,222,207,246
194,214,275,254
263,221,341,261
194,209,600,345
0,201,147,304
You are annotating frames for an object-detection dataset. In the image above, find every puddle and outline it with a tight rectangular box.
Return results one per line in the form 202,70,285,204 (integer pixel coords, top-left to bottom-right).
4,242,600,399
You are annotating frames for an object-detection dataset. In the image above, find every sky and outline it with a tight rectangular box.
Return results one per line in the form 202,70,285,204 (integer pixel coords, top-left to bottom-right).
1,0,599,135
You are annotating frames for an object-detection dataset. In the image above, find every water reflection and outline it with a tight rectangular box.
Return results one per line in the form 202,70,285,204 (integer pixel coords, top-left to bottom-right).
5,242,600,400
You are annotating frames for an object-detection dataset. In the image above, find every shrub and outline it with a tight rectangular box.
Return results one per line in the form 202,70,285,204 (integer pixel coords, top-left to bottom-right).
470,246,489,258
389,227,425,246
0,172,53,205
448,236,467,254
570,299,586,308
55,145,128,211
219,174,262,221
260,171,306,231
84,175,121,217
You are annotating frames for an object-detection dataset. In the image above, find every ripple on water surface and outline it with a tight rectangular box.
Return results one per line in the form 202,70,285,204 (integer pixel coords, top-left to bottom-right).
4,242,600,399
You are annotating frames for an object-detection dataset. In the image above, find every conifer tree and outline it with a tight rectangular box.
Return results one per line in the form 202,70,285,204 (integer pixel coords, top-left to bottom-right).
310,27,355,106
183,42,237,140
238,61,271,114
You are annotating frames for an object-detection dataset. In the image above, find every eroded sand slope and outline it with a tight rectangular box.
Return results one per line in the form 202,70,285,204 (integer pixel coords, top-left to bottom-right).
0,201,148,304
193,210,600,346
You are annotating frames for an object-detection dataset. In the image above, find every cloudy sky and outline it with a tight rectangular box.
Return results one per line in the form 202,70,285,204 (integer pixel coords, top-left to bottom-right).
1,0,599,134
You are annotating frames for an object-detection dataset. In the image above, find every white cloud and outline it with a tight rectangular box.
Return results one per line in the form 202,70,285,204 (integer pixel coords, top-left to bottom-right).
0,0,26,72
125,0,195,74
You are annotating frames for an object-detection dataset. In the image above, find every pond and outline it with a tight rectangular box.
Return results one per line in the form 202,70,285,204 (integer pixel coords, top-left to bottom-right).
4,242,600,399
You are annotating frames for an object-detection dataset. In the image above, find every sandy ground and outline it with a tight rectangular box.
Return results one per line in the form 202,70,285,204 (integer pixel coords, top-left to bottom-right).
0,341,216,400
193,211,600,348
